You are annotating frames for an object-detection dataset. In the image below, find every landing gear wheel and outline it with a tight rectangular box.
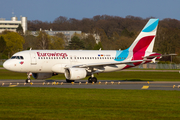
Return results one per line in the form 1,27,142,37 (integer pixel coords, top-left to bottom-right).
26,72,32,83
26,79,31,83
92,77,97,83
88,77,97,83
88,77,92,83
66,79,75,83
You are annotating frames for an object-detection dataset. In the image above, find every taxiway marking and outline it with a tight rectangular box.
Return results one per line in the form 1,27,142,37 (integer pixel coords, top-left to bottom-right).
141,86,149,89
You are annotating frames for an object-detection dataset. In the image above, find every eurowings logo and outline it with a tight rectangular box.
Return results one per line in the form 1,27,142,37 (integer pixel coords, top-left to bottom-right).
19,61,24,65
37,52,68,58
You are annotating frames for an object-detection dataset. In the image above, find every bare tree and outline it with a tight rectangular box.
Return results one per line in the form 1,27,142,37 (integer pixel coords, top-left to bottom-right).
37,31,49,50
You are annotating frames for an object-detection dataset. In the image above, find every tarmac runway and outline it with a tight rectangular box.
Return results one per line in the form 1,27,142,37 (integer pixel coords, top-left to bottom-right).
0,79,180,90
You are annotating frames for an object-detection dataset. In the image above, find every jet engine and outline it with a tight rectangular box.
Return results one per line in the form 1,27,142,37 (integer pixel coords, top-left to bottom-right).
32,73,57,80
64,68,87,80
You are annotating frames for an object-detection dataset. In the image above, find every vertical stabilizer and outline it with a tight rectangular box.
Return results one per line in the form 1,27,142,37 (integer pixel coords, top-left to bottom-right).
129,19,159,52
128,19,159,60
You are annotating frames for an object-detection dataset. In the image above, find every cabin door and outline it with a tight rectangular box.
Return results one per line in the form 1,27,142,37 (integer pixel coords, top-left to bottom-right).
30,52,37,65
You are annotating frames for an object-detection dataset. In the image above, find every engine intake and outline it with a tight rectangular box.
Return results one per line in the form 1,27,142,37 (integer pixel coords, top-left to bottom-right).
65,68,87,80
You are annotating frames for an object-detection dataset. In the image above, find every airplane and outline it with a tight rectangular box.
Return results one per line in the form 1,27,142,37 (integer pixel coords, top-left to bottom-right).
3,19,162,83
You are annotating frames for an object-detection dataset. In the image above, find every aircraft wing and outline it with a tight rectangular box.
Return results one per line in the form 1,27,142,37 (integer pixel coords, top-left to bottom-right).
72,60,145,68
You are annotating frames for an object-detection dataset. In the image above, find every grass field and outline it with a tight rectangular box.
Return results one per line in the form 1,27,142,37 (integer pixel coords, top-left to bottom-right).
1,69,180,119
0,69,180,81
0,88,180,119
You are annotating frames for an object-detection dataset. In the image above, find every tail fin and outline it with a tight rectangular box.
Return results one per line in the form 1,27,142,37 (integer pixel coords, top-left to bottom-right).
115,19,159,62
129,19,159,53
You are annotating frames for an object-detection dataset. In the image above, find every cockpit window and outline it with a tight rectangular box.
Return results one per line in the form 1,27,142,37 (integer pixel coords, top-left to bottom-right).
20,56,24,59
11,56,24,60
11,56,16,59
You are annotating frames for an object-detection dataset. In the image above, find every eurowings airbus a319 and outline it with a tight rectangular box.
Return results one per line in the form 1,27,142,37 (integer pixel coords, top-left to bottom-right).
3,19,162,83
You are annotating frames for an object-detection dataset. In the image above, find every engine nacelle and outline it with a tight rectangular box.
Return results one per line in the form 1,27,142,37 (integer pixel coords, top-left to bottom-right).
65,68,87,80
32,73,57,80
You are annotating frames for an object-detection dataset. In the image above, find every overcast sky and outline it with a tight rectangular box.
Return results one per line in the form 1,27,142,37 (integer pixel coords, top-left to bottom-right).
1,0,180,22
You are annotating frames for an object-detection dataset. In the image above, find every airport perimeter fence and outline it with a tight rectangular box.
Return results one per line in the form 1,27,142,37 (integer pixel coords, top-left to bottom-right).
0,59,180,69
134,63,180,69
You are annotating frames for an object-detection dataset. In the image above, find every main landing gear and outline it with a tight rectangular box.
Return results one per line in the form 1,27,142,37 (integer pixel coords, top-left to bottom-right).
26,72,32,83
88,74,97,83
66,74,98,83
88,77,97,83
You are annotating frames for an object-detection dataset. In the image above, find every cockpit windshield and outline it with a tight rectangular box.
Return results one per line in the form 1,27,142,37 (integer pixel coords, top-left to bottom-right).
11,56,24,60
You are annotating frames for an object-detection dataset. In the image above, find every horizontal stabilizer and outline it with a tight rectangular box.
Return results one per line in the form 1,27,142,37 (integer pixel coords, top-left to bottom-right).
143,53,177,59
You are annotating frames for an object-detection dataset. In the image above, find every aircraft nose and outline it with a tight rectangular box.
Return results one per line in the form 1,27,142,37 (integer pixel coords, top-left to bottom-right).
3,60,11,70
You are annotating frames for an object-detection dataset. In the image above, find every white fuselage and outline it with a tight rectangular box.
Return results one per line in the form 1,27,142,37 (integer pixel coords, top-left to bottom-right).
4,50,136,74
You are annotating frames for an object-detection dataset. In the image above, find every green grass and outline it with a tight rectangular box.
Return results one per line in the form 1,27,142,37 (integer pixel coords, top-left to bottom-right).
94,71,180,81
0,88,180,119
1,69,180,81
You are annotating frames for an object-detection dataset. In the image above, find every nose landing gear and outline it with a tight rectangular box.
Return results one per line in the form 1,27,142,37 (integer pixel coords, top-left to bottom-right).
26,72,32,83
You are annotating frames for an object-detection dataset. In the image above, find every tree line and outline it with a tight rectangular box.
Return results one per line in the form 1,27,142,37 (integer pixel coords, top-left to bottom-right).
0,29,98,59
28,15,180,53
1,15,180,63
